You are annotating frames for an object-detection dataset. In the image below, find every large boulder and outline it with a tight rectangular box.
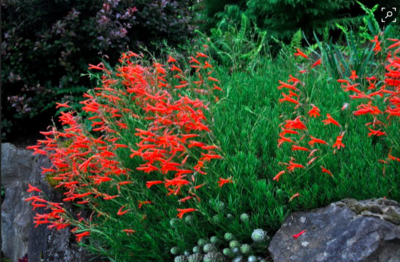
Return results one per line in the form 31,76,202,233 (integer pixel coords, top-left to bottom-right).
1,143,102,262
1,142,47,261
269,198,400,262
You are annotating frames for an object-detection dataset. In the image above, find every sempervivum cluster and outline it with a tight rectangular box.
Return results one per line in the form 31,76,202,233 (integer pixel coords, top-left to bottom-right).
251,229,269,243
174,255,188,262
187,254,203,262
203,243,218,253
173,227,271,262
203,252,227,262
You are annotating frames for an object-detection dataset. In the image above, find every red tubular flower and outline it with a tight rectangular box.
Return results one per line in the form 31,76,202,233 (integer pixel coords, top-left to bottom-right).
55,102,71,109
287,159,305,172
200,153,223,162
277,135,295,147
322,114,340,127
308,149,319,158
138,201,152,209
27,183,42,193
146,181,164,188
292,230,306,239
308,136,328,146
389,154,400,162
387,38,400,50
178,196,193,203
311,59,321,68
337,79,350,84
75,231,90,242
291,145,310,152
349,70,359,81
117,205,130,216
284,116,307,130
280,128,299,136
196,52,208,58
289,193,301,202
343,83,361,93
308,104,321,118
167,56,177,63
294,48,309,59
333,133,345,150
218,177,233,187
177,208,198,218
321,166,333,177
279,93,299,105
371,35,382,54
273,170,285,182
277,80,300,91
368,128,386,137
122,229,136,235
207,76,219,82
307,157,318,165
288,74,301,85
164,178,190,188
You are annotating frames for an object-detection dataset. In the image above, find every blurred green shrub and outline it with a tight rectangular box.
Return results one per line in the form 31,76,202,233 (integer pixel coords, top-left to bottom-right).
195,0,246,33
194,0,369,60
1,0,196,140
246,0,364,40
196,5,268,72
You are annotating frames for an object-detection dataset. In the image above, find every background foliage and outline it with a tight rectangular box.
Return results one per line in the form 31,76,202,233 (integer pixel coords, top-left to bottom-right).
1,0,196,140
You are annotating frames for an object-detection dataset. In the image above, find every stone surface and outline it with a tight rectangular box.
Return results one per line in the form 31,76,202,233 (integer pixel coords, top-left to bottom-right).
1,143,47,261
269,198,400,262
1,142,38,186
1,143,103,262
2,183,32,261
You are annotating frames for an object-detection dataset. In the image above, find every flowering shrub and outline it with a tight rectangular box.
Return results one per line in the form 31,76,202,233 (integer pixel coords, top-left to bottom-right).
24,26,400,262
274,36,400,204
25,49,227,261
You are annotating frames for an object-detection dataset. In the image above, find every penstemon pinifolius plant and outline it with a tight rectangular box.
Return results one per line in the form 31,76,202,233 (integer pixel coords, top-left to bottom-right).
273,35,400,208
25,47,230,261
24,28,400,262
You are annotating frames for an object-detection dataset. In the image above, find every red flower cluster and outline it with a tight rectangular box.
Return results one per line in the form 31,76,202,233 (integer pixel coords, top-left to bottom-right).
274,36,400,185
25,50,225,242
337,37,400,175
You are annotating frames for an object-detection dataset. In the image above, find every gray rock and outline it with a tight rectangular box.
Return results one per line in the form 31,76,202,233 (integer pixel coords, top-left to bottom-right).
1,143,103,262
2,182,32,261
2,143,48,261
269,198,400,262
1,142,38,186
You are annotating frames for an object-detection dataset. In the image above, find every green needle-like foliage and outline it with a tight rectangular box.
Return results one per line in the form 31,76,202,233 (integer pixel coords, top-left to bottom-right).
25,16,400,262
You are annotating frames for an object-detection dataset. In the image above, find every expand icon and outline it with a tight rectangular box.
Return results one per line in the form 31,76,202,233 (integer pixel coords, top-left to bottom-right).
381,7,397,23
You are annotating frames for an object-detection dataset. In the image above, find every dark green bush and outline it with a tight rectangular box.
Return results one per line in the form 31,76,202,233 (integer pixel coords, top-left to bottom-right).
195,0,246,33
1,0,196,140
246,0,364,40
196,0,390,45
